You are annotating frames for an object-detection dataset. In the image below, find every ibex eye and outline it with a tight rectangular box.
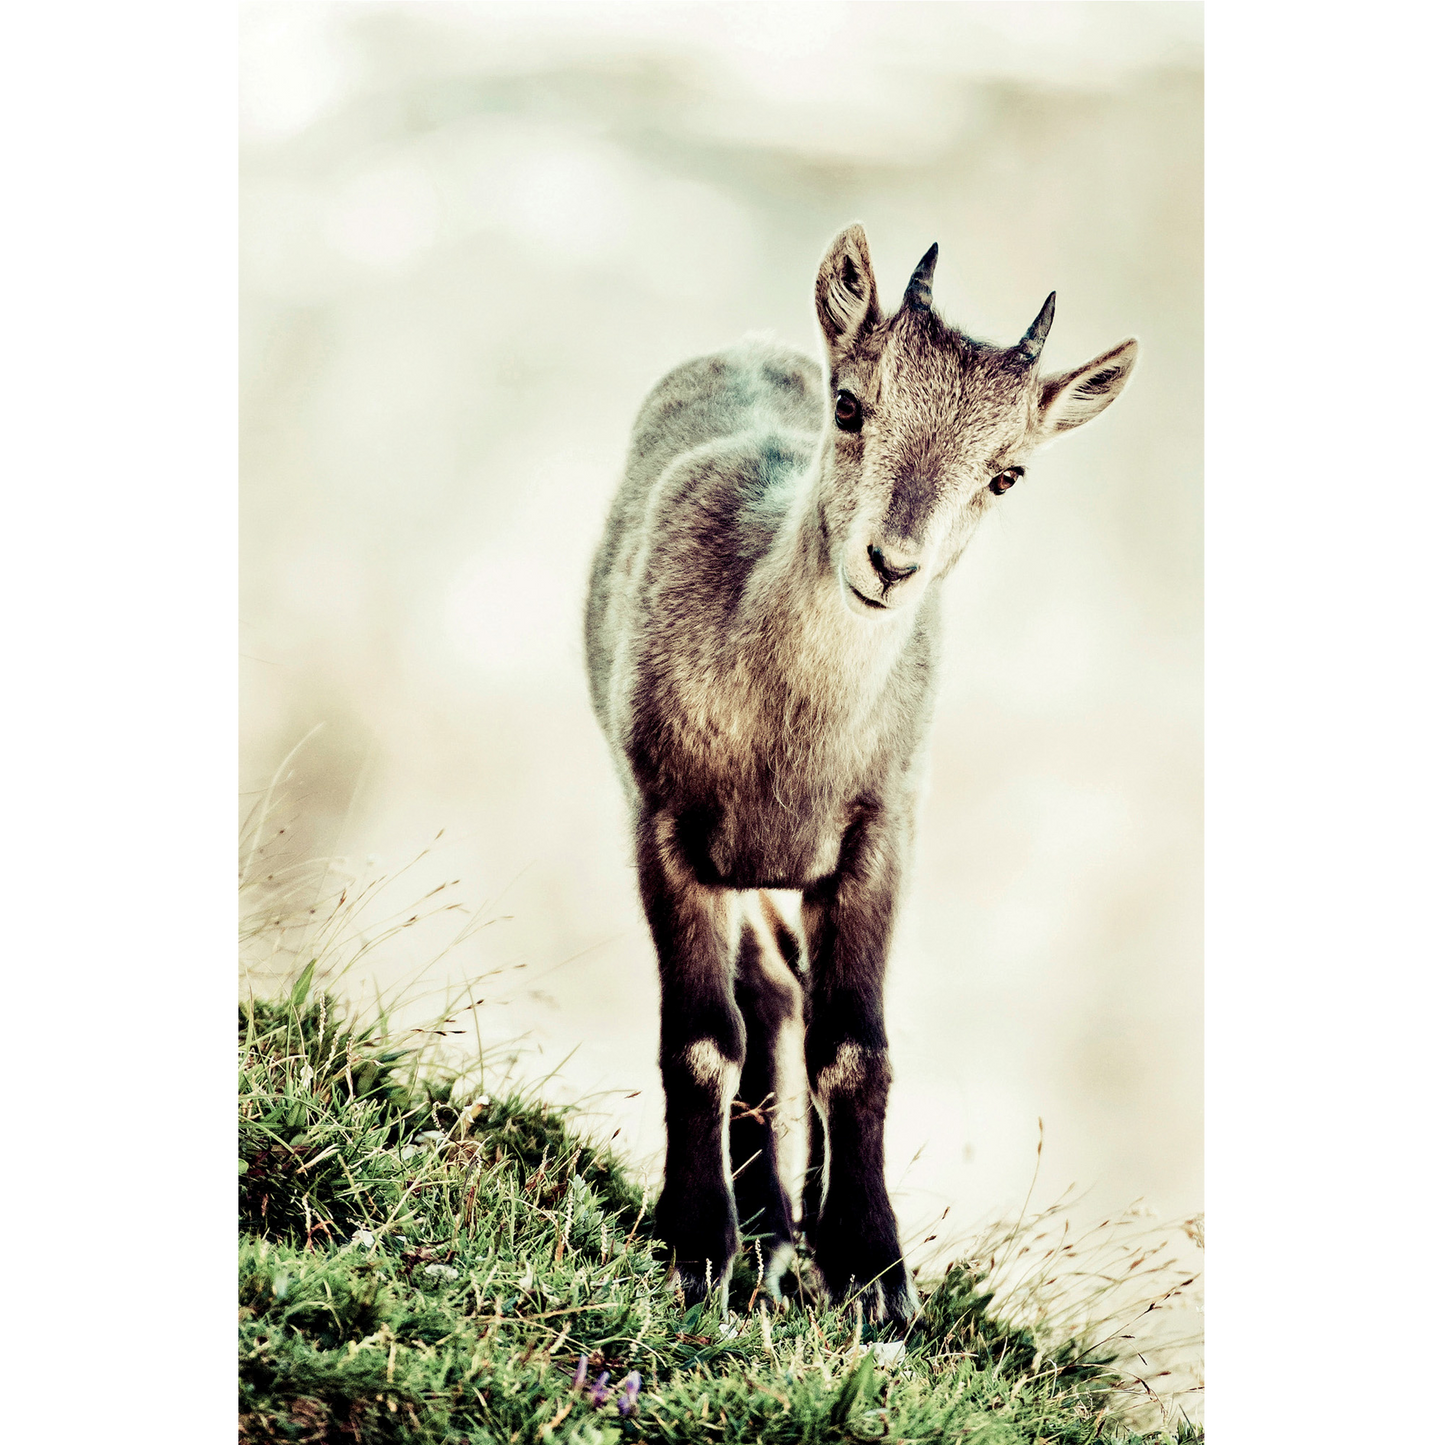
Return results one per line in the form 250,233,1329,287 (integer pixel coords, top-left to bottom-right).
989,468,1023,495
834,390,863,433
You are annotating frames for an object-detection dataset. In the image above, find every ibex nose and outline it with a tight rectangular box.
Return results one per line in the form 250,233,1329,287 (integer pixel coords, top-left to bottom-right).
867,543,920,587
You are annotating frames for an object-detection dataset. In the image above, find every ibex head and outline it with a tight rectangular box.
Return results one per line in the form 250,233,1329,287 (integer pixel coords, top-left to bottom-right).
813,224,1138,618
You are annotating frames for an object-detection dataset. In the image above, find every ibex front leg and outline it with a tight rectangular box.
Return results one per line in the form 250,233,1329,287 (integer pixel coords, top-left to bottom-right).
636,808,744,1306
802,807,920,1326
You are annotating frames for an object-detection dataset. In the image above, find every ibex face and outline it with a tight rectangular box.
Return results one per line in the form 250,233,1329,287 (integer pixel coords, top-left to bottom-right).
814,225,1138,619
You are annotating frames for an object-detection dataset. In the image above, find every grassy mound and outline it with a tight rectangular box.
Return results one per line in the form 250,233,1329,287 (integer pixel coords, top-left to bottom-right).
238,972,1200,1444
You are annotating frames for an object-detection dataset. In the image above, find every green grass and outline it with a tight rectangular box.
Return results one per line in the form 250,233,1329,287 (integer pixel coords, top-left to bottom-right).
238,967,1201,1444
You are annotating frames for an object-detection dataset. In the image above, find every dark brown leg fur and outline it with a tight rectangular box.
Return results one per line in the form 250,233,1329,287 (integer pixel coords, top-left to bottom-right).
636,808,744,1305
801,806,919,1326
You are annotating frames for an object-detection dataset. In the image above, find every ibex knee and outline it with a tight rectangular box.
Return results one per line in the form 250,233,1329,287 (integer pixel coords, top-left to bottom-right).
667,1038,742,1101
814,1041,892,1105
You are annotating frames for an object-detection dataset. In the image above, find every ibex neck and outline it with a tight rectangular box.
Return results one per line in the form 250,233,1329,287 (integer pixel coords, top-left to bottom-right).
740,449,919,707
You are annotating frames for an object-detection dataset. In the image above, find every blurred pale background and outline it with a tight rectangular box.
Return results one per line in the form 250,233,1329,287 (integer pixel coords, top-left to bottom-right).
241,1,1201,1254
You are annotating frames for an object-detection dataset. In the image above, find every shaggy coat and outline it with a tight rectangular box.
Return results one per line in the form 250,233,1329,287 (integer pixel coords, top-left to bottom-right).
585,224,1137,1324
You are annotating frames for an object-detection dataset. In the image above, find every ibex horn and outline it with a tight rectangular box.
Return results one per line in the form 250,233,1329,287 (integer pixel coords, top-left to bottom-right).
904,243,939,312
1018,292,1056,362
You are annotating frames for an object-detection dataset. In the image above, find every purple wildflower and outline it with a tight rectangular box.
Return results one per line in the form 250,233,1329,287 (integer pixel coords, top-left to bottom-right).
588,1371,612,1407
618,1371,642,1417
572,1353,588,1390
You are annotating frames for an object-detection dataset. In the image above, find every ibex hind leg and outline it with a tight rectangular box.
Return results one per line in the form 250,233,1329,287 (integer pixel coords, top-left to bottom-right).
730,903,806,1303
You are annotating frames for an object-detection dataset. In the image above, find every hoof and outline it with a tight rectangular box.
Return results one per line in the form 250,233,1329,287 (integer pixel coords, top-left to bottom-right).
809,1208,918,1327
864,1272,921,1329
760,1239,795,1302
667,1257,733,1309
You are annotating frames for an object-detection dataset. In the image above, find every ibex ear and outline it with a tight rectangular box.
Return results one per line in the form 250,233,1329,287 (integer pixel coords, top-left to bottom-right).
815,224,880,361
1036,338,1139,436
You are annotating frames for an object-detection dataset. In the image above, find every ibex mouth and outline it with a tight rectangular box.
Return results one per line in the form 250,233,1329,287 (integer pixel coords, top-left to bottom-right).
846,580,888,612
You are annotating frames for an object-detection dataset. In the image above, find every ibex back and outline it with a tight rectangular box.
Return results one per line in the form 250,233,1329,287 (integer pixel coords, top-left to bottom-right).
584,224,1137,1325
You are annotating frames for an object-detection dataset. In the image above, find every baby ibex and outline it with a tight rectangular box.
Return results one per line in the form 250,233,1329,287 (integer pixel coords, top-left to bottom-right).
585,224,1137,1325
